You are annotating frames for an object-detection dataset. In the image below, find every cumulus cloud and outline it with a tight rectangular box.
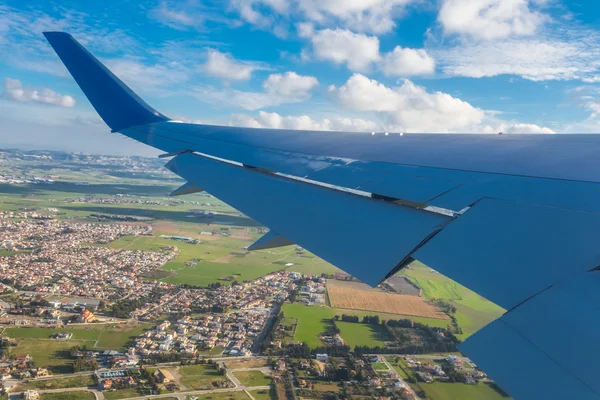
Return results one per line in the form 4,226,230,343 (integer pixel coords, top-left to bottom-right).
434,34,600,81
230,110,383,131
489,122,555,134
438,0,546,40
228,0,417,35
299,26,381,71
297,0,416,34
333,74,484,132
194,71,318,110
3,78,75,107
263,71,319,97
203,49,263,81
381,46,435,76
106,58,189,95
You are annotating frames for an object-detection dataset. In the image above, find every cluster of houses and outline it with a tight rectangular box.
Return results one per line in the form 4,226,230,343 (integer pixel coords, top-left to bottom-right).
132,271,301,321
0,212,176,298
0,354,50,383
95,370,136,391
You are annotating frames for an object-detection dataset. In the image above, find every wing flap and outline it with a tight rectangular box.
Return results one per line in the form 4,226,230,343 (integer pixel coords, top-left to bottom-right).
165,152,451,286
460,271,600,399
414,198,600,310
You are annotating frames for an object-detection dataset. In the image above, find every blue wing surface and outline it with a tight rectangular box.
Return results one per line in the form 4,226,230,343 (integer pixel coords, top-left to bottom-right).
45,31,600,399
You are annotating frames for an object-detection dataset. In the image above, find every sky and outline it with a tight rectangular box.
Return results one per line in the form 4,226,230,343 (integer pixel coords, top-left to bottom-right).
2,0,600,156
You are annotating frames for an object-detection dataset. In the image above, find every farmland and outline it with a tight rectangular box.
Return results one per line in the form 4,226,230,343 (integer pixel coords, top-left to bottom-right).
327,280,449,320
233,370,272,387
403,263,505,339
179,363,228,390
5,323,152,351
281,303,450,348
335,321,391,348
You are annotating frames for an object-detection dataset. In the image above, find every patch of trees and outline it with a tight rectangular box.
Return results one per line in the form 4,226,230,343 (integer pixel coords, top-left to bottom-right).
111,299,142,318
261,311,284,353
73,357,98,372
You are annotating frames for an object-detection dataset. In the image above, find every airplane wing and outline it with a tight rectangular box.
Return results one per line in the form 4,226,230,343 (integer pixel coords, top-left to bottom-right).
44,31,600,400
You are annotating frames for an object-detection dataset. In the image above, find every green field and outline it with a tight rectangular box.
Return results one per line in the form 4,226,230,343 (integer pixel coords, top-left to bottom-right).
233,370,272,387
6,323,152,351
336,321,391,348
179,364,227,390
10,340,85,374
22,375,95,390
281,303,449,348
187,392,250,400
249,389,277,400
103,388,143,400
418,381,511,400
404,263,505,339
40,392,95,400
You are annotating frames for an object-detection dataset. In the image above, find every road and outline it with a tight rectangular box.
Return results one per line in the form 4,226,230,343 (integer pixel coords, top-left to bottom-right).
380,356,418,400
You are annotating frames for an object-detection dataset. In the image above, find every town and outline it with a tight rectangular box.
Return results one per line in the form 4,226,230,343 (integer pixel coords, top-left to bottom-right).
0,149,509,400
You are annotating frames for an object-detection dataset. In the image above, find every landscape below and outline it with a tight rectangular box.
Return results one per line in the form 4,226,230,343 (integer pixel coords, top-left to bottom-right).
0,149,509,400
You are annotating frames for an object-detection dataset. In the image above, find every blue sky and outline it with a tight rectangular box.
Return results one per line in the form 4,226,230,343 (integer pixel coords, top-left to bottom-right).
1,0,600,155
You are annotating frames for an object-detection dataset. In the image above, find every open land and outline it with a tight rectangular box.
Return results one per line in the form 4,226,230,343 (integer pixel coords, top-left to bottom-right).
327,279,449,320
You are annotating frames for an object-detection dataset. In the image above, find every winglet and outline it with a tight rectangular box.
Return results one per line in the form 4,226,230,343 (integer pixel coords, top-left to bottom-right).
43,31,169,131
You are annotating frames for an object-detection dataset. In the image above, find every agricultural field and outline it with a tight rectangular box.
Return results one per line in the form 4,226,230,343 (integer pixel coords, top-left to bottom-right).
5,323,152,351
179,363,228,390
21,375,96,390
335,321,391,348
233,370,272,387
186,392,250,400
327,280,449,320
40,392,95,400
403,263,505,339
281,303,450,348
10,339,85,374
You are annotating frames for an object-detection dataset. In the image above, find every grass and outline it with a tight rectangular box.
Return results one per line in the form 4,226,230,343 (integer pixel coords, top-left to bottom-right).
40,392,95,400
187,392,250,399
179,364,227,390
336,321,391,348
419,381,511,400
11,340,82,374
233,370,272,387
372,362,389,371
103,388,143,399
5,323,152,351
22,375,95,390
281,303,449,348
404,264,505,340
248,388,277,400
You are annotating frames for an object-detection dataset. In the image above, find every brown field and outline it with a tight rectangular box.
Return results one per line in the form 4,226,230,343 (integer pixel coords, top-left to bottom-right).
327,280,449,320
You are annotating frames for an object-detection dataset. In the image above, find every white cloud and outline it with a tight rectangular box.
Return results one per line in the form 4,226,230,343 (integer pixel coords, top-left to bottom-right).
334,73,485,132
203,49,262,81
230,110,383,131
297,0,415,34
263,72,318,98
381,46,435,76
3,78,75,107
106,58,189,95
495,123,555,133
433,32,600,81
438,0,547,40
300,26,381,72
229,0,417,34
150,2,195,30
194,72,317,110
